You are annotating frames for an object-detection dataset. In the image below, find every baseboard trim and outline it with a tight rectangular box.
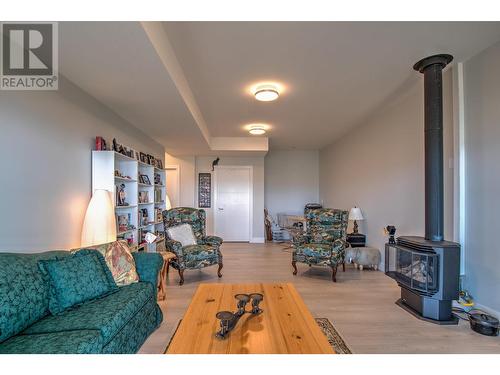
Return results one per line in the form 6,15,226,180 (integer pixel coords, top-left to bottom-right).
250,237,265,243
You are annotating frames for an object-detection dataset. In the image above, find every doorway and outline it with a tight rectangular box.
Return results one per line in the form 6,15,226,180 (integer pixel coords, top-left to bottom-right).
165,165,180,208
214,166,252,242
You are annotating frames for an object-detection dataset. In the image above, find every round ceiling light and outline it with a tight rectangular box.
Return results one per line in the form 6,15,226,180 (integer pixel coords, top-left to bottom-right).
249,125,266,135
254,85,280,102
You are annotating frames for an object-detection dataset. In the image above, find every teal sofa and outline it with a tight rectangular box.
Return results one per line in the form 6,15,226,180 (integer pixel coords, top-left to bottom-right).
0,250,163,354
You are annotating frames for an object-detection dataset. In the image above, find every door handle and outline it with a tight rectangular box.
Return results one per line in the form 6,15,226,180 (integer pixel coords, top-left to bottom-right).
218,208,224,211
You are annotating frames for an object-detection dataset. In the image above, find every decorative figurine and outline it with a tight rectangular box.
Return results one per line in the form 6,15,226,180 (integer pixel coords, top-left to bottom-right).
211,157,220,171
215,293,264,339
117,184,128,206
384,225,396,244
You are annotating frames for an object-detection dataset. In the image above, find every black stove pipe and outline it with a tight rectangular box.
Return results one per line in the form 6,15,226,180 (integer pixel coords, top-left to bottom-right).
413,54,453,242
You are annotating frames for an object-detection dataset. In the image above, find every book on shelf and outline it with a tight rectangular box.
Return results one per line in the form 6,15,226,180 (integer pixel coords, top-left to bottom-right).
154,189,162,202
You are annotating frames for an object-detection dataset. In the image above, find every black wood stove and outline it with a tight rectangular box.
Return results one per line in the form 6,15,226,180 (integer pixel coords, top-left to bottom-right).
385,54,460,324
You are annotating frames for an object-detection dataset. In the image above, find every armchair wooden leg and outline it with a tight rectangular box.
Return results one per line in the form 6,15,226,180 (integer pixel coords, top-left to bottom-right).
292,261,298,275
178,269,184,286
343,262,346,272
331,265,338,283
217,262,223,278
166,261,170,275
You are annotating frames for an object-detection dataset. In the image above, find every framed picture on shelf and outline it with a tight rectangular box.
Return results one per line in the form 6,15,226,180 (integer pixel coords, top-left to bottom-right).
139,175,151,185
154,173,161,185
198,173,211,208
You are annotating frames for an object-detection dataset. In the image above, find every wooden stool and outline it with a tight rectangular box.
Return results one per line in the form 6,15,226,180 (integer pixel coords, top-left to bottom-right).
157,251,176,301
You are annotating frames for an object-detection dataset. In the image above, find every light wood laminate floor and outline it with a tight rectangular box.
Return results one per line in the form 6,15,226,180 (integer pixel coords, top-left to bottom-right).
139,242,500,354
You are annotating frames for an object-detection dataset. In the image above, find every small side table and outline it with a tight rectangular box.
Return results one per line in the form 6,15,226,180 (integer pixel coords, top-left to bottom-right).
346,233,366,247
157,251,176,301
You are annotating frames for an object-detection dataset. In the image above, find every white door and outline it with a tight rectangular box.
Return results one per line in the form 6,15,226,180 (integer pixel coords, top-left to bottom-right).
214,166,252,241
166,166,180,208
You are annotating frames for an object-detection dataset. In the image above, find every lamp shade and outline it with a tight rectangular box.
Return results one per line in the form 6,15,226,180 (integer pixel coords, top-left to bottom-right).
349,207,364,221
165,194,172,210
81,189,116,247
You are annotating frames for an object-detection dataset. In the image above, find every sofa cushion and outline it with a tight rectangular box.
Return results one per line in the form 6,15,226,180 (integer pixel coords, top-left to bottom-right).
0,251,69,343
23,282,155,345
102,296,160,354
183,244,218,260
88,240,139,286
0,330,103,354
181,244,219,269
38,249,118,315
166,223,197,247
295,243,333,258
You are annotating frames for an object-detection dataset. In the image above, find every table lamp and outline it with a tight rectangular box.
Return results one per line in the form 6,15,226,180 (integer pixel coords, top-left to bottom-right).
349,206,364,234
81,189,116,247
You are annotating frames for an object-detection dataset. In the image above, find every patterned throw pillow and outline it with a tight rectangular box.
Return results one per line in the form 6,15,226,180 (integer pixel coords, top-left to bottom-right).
166,224,197,247
100,240,139,286
38,250,118,315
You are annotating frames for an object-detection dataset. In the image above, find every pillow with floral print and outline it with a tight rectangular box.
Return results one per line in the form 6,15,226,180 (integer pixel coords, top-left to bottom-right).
93,240,139,286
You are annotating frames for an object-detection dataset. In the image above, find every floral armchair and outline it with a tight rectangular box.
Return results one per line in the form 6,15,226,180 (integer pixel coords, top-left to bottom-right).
292,208,348,282
162,207,223,285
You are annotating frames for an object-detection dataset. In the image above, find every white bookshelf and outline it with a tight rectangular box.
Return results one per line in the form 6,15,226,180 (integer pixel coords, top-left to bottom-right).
91,151,166,252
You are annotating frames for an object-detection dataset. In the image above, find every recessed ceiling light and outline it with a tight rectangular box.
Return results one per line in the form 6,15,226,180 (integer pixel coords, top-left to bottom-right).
254,84,280,102
248,125,266,135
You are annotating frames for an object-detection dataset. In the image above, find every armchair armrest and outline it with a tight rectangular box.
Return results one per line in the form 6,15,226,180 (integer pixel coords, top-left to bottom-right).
132,252,163,288
331,238,348,263
292,233,311,246
333,238,348,250
203,235,223,247
165,239,184,257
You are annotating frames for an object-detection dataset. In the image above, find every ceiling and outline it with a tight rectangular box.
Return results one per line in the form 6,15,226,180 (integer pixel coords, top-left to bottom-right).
59,22,210,155
59,22,500,155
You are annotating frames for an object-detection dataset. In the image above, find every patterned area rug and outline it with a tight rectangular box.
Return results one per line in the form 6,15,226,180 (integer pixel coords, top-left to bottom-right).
164,317,352,354
315,318,352,354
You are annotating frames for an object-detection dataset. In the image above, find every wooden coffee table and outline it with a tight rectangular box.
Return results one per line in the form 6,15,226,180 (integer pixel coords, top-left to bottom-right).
166,283,334,354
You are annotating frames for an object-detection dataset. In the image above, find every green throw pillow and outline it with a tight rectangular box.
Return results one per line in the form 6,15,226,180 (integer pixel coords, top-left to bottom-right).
38,249,118,315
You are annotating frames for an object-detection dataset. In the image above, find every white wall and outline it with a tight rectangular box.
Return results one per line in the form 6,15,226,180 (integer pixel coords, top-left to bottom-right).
165,153,196,207
319,69,454,267
463,41,500,314
195,156,265,242
0,77,164,252
264,150,319,220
